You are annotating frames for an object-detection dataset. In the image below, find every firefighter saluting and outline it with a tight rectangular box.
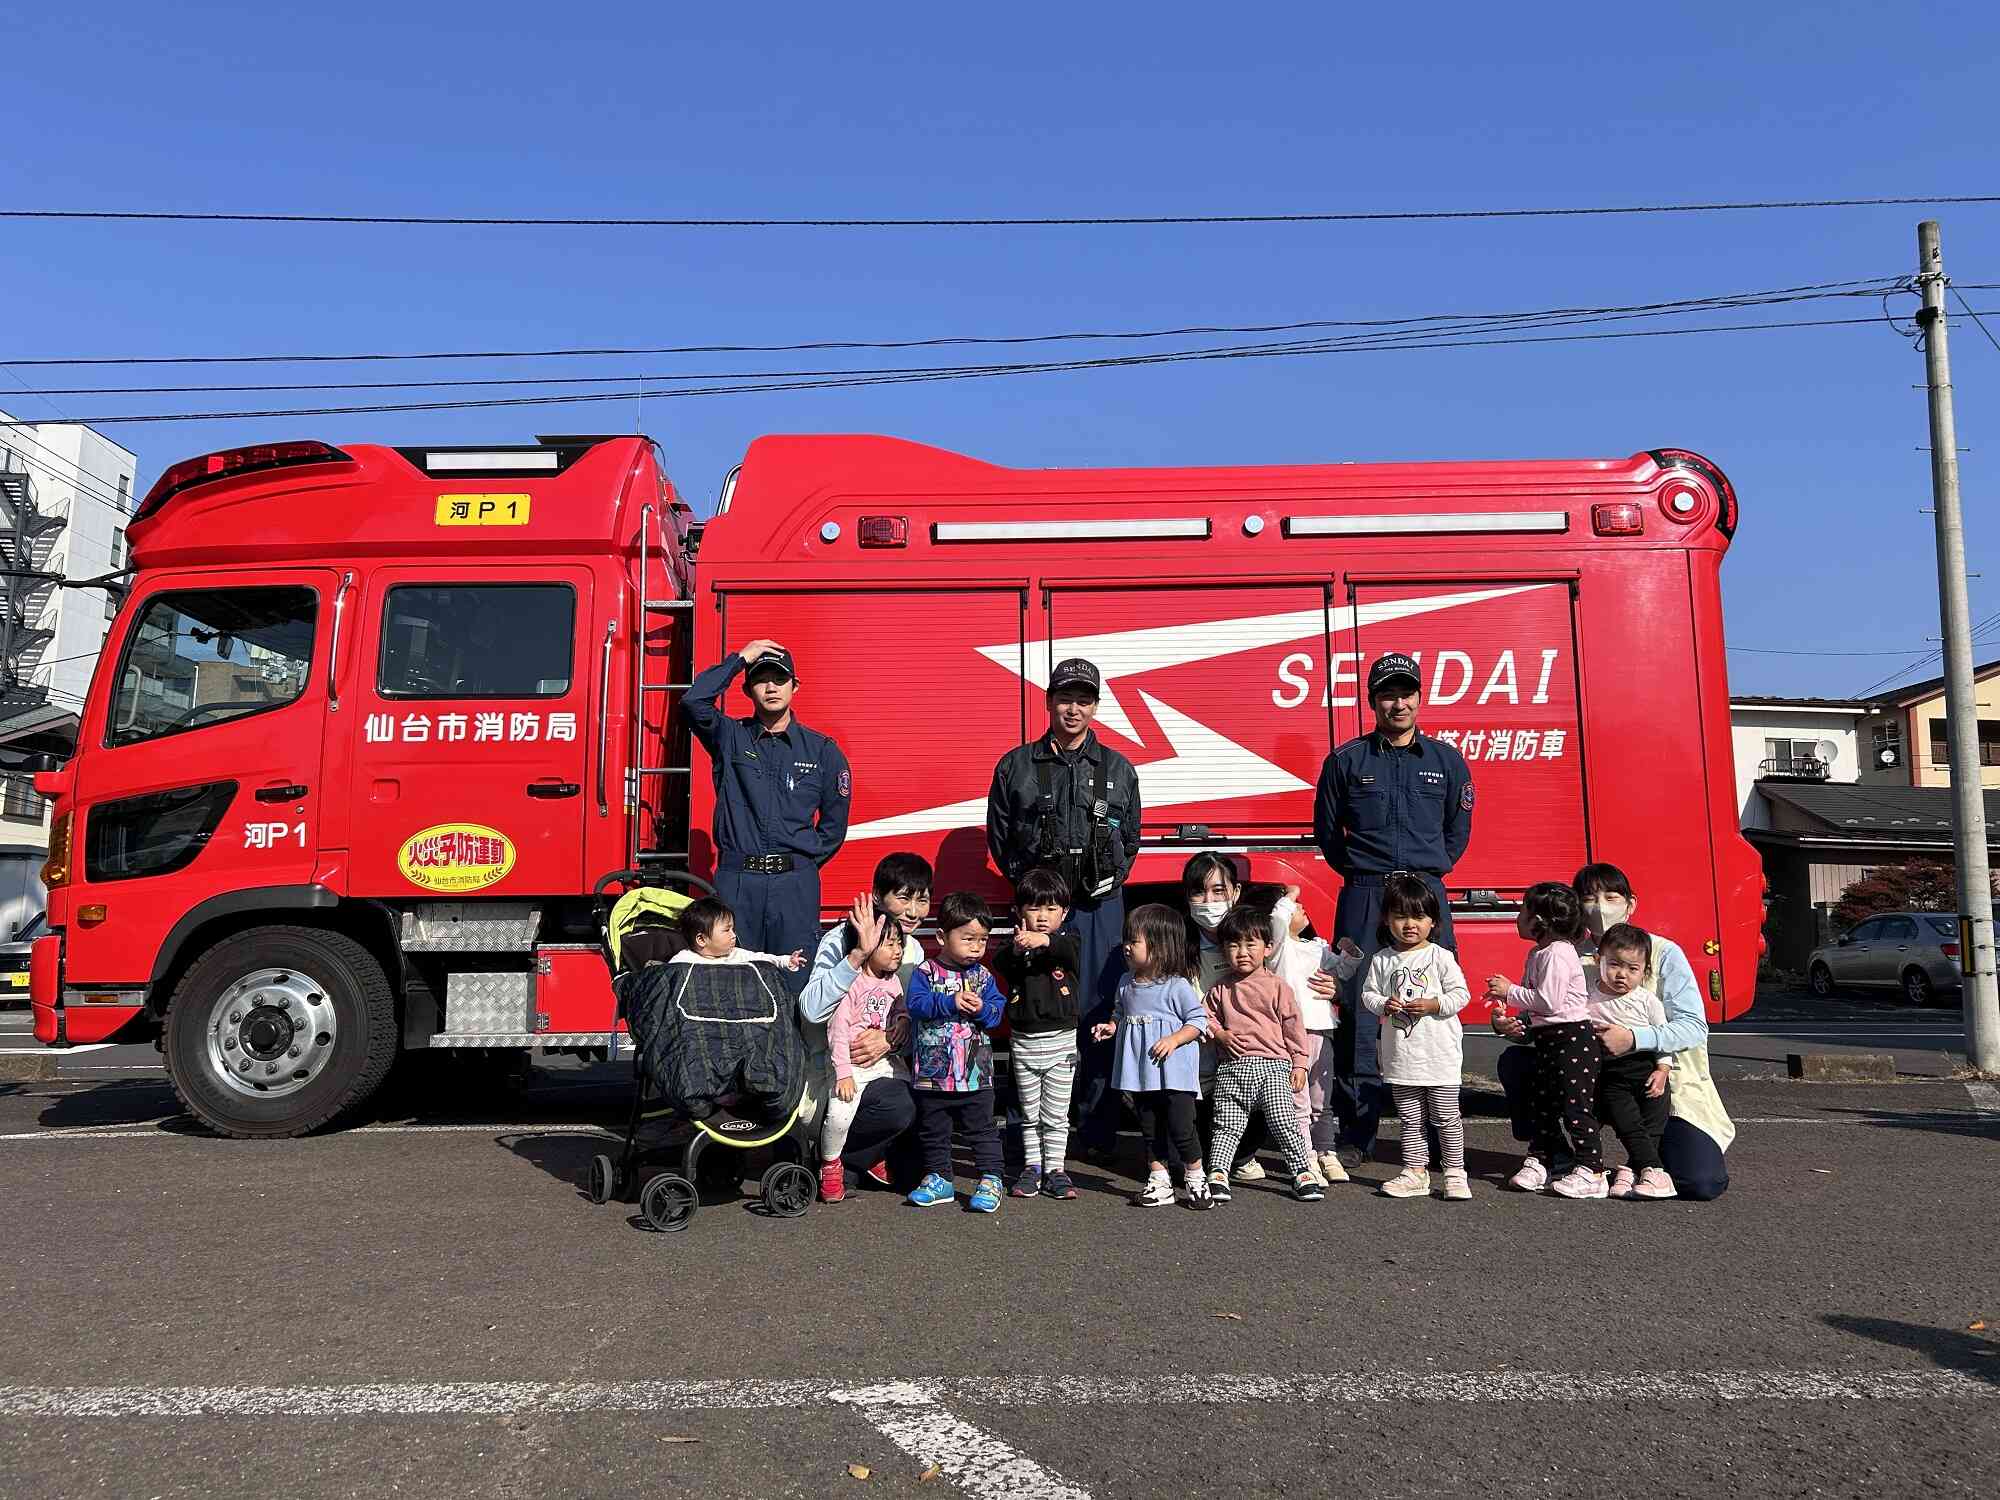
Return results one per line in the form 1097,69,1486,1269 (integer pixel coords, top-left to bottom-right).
683,639,852,991
1312,651,1474,1166
985,658,1142,1155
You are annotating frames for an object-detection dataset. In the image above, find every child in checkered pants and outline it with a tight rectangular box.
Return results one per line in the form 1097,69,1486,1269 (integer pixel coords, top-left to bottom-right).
1202,904,1323,1203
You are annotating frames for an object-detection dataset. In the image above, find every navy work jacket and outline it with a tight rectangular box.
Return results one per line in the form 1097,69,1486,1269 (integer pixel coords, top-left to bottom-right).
1312,729,1474,878
683,653,851,865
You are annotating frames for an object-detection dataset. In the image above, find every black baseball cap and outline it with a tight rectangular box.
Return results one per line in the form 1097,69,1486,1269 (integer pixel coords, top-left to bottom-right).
743,647,799,686
1048,657,1101,698
1367,652,1422,696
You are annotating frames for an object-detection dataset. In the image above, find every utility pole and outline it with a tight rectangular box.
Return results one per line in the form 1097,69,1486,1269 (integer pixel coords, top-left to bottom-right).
1916,219,2000,1074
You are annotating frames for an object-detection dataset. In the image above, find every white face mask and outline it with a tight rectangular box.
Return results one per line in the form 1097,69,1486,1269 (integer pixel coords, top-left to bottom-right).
1582,896,1633,938
1189,900,1231,931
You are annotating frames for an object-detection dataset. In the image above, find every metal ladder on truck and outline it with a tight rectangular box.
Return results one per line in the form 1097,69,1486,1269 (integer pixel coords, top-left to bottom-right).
626,500,696,873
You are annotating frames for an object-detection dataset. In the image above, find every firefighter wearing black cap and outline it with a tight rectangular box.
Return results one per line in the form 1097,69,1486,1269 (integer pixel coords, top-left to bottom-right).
1312,651,1474,1164
986,657,1142,1154
683,639,851,992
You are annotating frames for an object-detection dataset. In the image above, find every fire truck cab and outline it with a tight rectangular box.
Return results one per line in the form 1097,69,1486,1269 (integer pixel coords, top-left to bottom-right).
32,431,1762,1139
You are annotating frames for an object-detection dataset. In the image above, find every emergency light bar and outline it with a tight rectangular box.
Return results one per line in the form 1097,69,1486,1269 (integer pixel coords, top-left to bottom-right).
137,440,351,519
1281,511,1569,537
424,450,562,472
933,517,1211,543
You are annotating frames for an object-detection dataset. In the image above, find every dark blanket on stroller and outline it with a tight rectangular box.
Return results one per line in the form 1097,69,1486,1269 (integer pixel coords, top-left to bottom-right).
618,960,806,1123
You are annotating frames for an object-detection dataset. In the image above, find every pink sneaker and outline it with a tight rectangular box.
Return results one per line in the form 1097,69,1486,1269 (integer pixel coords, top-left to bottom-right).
1608,1167,1636,1199
1549,1166,1609,1200
819,1160,846,1203
1632,1167,1678,1200
1507,1156,1549,1193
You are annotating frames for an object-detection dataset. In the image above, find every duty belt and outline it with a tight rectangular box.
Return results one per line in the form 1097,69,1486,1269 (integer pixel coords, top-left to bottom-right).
739,854,795,874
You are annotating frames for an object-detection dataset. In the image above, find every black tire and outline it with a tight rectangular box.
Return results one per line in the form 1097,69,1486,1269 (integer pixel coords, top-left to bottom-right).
760,1161,814,1218
1902,967,1935,1007
584,1153,618,1205
640,1172,698,1232
164,925,397,1139
1808,962,1837,998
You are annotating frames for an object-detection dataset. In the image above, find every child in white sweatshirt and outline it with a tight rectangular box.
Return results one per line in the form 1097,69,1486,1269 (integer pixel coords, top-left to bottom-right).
1360,874,1471,1201
1270,884,1362,1186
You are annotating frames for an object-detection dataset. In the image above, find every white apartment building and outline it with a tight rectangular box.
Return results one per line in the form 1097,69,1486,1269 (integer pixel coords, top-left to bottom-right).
0,409,138,844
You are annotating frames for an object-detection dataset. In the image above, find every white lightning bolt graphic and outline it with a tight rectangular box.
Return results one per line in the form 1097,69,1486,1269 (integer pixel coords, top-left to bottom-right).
980,585,1547,742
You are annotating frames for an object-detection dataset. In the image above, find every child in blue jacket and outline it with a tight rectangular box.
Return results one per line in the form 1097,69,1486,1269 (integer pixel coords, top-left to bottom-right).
905,892,1008,1212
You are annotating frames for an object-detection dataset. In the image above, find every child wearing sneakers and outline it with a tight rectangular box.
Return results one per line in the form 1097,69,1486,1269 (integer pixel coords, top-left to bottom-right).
1589,922,1677,1201
1095,902,1211,1208
904,893,1008,1212
1359,873,1472,1201
1486,882,1602,1199
1269,883,1363,1186
1202,904,1323,1203
818,917,908,1204
991,866,1084,1200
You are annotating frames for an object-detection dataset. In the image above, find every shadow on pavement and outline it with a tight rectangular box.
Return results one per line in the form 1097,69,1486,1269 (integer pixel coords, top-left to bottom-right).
1820,1105,2000,1139
501,1129,603,1190
1824,1314,2000,1382
28,1079,184,1130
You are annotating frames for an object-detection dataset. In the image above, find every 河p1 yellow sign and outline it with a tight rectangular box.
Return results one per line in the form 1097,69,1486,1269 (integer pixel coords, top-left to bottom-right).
435,494,531,526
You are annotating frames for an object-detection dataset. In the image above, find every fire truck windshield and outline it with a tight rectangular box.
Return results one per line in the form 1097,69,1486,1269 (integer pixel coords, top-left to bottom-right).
107,585,316,747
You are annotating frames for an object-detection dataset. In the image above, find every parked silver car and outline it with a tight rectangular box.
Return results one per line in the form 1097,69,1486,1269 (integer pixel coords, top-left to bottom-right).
1808,910,1961,1006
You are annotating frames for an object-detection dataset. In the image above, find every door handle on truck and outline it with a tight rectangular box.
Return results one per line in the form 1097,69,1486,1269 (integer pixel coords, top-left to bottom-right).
327,570,355,711
527,780,581,799
255,784,309,803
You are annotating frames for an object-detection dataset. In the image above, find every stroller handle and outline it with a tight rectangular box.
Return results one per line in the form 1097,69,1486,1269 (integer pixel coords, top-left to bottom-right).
592,867,719,899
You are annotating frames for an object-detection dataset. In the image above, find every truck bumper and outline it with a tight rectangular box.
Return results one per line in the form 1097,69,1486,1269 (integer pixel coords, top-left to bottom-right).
28,932,147,1045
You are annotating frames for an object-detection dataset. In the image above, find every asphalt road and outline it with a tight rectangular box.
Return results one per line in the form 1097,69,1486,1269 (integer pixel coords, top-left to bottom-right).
0,990,1995,1498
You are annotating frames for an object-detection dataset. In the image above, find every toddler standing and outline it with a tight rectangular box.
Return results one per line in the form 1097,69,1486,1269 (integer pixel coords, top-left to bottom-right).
1270,883,1362,1185
1359,873,1471,1200
1202,905,1323,1203
904,893,1008,1213
818,917,908,1204
1096,903,1211,1208
991,866,1085,1200
1486,882,1602,1199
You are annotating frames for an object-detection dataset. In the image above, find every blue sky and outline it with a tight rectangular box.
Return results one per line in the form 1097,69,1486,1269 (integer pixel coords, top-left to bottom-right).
2,2,1996,699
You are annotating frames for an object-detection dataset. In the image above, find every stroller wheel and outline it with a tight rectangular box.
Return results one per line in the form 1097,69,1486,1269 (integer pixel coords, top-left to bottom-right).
760,1161,815,1219
640,1173,699,1233
584,1153,618,1205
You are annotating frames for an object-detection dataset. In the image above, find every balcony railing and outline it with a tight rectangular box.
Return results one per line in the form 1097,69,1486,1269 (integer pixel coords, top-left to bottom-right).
1758,755,1831,781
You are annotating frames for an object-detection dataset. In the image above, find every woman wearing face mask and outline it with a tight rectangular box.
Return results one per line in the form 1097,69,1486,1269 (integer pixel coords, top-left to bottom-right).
1492,862,1733,1200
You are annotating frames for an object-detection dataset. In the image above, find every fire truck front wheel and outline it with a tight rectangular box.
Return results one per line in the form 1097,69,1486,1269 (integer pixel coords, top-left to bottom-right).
164,926,398,1138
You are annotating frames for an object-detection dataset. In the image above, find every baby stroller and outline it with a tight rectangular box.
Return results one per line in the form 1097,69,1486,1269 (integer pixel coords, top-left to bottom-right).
581,869,818,1233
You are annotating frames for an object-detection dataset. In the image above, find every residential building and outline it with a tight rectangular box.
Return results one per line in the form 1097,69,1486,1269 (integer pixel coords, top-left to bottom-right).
1728,695,1878,827
0,410,138,849
1852,657,2000,789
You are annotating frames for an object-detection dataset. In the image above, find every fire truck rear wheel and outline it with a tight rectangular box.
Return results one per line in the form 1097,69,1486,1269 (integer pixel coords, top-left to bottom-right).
164,926,398,1138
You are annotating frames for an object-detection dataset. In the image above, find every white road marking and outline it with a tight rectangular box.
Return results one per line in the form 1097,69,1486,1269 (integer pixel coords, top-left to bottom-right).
0,1043,113,1054
0,1369,1987,1420
1967,1081,2000,1116
834,1381,1092,1500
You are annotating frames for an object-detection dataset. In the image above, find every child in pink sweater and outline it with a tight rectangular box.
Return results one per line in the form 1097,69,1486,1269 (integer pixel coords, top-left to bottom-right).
819,918,907,1203
1485,881,1602,1200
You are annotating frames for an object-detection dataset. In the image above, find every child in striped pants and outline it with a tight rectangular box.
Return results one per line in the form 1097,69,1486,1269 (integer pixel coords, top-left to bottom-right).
1359,873,1472,1200
1201,904,1323,1203
992,867,1085,1200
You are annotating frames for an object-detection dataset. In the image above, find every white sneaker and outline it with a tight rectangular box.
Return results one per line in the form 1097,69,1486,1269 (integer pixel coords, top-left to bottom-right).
1182,1172,1213,1209
1549,1166,1610,1200
1378,1167,1431,1199
1134,1175,1175,1208
1315,1151,1350,1184
1507,1156,1549,1193
1441,1169,1472,1201
1232,1158,1267,1182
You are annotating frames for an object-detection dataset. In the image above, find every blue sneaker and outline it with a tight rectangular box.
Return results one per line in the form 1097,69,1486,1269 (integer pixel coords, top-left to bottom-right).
907,1172,956,1207
969,1174,1003,1213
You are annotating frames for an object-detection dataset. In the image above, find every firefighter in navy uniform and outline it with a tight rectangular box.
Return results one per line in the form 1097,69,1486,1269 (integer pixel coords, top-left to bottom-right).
683,639,851,992
1312,651,1474,1166
986,658,1141,1156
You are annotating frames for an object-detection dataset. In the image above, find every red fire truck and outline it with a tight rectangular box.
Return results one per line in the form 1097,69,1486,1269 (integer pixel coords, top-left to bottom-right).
30,432,1760,1137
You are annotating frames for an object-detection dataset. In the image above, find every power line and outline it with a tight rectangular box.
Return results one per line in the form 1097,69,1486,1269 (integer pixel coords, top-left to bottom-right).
0,277,1922,370
3,194,1998,229
0,280,1921,397
1731,645,1975,657
11,308,1990,428
1956,287,2000,356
